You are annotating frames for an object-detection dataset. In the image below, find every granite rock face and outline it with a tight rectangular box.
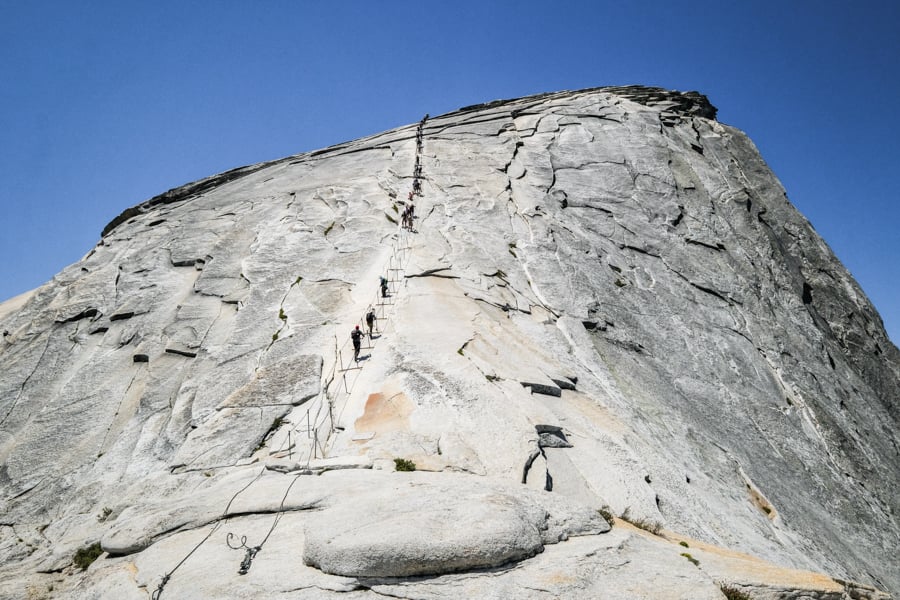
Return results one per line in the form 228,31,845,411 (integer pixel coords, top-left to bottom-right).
0,86,897,599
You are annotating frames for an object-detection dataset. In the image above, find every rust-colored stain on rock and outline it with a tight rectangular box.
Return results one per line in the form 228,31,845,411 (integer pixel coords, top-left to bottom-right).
354,390,413,434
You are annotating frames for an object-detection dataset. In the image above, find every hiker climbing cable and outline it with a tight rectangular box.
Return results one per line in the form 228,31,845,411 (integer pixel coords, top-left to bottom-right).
366,308,376,338
351,325,364,362
402,205,412,231
380,276,389,298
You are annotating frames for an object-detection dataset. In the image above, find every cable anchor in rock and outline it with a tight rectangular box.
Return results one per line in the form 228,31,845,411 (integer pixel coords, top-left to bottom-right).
226,533,261,575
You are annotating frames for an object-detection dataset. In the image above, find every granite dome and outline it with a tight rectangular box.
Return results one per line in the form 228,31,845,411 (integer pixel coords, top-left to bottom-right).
1,86,897,599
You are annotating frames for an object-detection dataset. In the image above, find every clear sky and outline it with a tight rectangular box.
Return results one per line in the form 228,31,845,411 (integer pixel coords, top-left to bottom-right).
1,1,898,343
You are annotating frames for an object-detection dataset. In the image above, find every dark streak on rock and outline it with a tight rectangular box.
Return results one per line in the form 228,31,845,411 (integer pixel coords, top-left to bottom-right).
622,244,660,258
466,294,531,315
689,282,734,305
171,258,206,268
550,378,576,391
685,238,725,252
165,348,198,358
405,267,458,279
55,308,100,324
521,447,542,485
520,382,562,397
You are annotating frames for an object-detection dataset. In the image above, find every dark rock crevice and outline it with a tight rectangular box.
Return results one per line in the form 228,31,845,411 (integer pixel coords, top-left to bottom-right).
522,425,573,492
405,267,458,279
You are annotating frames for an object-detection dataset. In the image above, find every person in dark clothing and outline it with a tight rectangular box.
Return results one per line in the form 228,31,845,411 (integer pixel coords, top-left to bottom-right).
365,308,376,338
351,325,364,362
402,205,412,230
380,276,389,298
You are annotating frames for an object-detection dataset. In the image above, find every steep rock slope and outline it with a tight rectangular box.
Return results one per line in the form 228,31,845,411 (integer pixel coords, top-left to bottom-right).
0,86,897,599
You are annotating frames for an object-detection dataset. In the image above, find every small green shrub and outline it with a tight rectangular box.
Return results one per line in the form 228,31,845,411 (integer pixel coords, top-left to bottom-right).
278,308,287,321
73,542,103,570
620,508,662,535
680,552,700,567
719,585,752,600
324,221,335,235
597,506,615,526
679,540,689,548
394,458,416,472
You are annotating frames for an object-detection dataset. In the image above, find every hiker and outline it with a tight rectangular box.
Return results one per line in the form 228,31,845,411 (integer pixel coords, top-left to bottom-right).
365,308,376,337
380,276,389,298
351,325,364,362
402,205,412,230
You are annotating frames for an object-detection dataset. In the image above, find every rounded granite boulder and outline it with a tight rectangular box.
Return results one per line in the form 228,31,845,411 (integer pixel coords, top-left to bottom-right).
300,469,612,578
303,486,545,577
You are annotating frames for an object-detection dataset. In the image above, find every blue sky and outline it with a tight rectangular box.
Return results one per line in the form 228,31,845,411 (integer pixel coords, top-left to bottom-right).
1,1,898,343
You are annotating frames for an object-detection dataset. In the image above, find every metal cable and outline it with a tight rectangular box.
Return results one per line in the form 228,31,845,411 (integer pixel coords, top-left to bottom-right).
151,468,265,599
157,114,429,593
225,471,303,575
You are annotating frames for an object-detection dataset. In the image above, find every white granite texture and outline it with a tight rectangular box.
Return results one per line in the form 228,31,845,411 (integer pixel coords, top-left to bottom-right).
0,86,896,599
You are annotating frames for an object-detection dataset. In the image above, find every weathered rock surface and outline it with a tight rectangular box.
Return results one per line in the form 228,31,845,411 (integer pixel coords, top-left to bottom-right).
1,85,898,599
302,470,610,577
